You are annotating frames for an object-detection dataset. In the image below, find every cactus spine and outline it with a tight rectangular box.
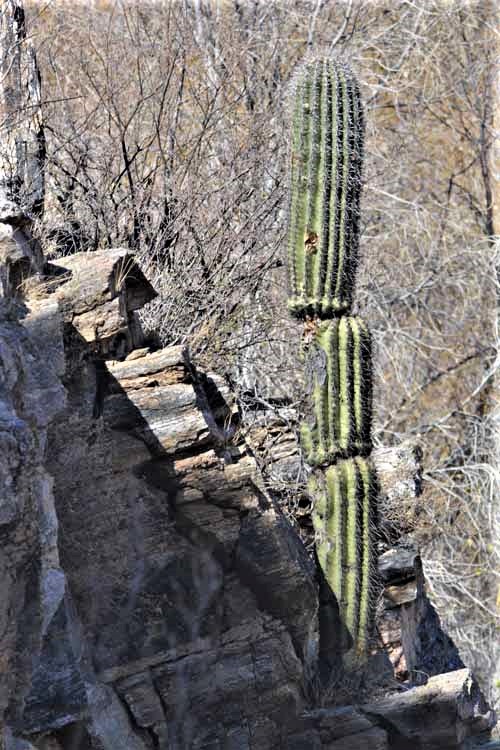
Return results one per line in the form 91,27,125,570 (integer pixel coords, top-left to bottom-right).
287,59,364,318
286,58,377,664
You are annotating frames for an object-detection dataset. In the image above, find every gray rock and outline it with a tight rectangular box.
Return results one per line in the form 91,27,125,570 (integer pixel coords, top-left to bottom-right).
4,728,37,750
378,545,420,584
362,669,496,750
377,538,464,683
85,684,149,750
325,727,388,750
287,730,322,750
115,672,165,729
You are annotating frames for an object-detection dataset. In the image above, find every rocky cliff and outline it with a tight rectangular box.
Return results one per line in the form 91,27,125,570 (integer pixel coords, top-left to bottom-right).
0,241,496,750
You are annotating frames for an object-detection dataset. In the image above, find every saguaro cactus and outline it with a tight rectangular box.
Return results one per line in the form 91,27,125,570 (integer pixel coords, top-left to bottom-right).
287,58,364,318
286,58,377,664
310,458,377,659
301,316,372,466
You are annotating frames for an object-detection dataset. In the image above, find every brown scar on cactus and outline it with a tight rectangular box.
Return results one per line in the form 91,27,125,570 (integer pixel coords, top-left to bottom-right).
305,230,319,254
302,315,320,346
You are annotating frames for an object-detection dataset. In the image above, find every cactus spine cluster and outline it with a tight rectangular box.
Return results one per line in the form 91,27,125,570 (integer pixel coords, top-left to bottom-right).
286,58,377,663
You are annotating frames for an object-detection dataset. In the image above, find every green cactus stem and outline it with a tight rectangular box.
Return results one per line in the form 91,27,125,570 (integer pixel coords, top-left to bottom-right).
286,57,377,667
287,58,364,318
301,316,372,466
310,456,377,660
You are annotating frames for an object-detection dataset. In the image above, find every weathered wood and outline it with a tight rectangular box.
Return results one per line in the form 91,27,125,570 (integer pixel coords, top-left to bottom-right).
42,249,156,353
107,346,187,387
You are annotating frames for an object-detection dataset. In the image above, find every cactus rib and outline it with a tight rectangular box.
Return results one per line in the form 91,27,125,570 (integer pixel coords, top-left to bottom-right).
301,317,372,466
287,60,364,318
311,457,377,659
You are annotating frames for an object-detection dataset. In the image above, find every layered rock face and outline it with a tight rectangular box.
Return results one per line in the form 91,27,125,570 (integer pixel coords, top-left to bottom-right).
0,244,495,750
0,297,65,730
2,248,320,749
